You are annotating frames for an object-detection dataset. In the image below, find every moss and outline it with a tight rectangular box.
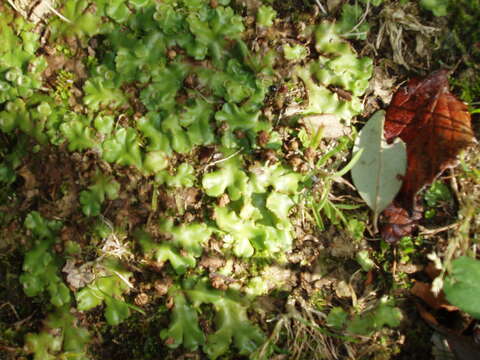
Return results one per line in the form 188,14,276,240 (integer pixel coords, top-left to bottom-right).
271,0,314,16
442,0,480,103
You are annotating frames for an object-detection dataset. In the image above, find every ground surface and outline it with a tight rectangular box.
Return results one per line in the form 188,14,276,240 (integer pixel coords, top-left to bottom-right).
0,1,479,360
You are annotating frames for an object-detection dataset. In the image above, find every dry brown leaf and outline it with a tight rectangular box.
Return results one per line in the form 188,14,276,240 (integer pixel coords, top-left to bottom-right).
381,70,475,242
411,281,458,312
301,114,351,139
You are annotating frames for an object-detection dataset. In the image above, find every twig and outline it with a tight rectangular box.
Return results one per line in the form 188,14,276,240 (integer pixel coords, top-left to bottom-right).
0,302,19,320
203,148,243,172
331,175,357,191
418,223,459,237
112,270,134,289
46,2,72,23
7,0,71,23
6,0,20,13
449,168,461,205
315,0,327,15
392,247,397,278
13,312,35,328
343,0,371,36
0,345,20,353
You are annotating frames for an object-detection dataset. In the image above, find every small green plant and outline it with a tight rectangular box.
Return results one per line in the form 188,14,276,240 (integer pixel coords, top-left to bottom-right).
307,137,364,230
423,181,453,218
138,220,213,274
24,306,91,360
347,297,403,335
156,163,196,187
336,3,370,40
160,284,206,350
203,152,301,258
83,71,127,111
49,0,102,40
60,113,97,152
54,70,76,101
257,5,277,27
420,0,450,16
102,127,143,168
0,134,28,194
79,173,120,216
356,250,375,271
19,212,70,307
397,236,423,264
326,307,349,329
283,44,308,61
75,257,136,326
192,278,265,359
160,278,266,358
294,21,372,131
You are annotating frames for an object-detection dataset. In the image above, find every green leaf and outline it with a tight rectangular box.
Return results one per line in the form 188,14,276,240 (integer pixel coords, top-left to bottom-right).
102,128,143,168
294,21,372,124
105,296,131,326
48,282,71,307
420,0,449,16
283,44,308,61
24,211,61,239
144,151,169,174
75,258,132,325
20,223,71,307
424,181,452,207
80,174,120,216
213,206,256,257
24,332,61,360
137,230,197,274
315,54,372,97
215,103,261,132
250,163,302,194
295,65,362,122
137,113,172,153
105,0,131,23
336,3,370,40
48,307,91,358
140,63,188,112
79,190,102,217
326,307,349,329
187,6,244,63
50,0,100,39
351,111,407,218
160,219,212,257
187,279,265,359
444,256,480,319
90,175,120,200
266,192,294,223
257,5,277,27
347,297,402,335
156,163,196,187
160,285,205,350
356,250,375,271
315,22,351,55
94,114,115,135
25,306,90,360
202,155,249,200
60,118,96,152
83,76,127,110
154,3,185,35
76,286,104,310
